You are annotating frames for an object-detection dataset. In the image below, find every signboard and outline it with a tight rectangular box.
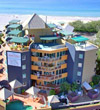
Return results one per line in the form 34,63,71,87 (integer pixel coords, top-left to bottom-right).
7,52,21,67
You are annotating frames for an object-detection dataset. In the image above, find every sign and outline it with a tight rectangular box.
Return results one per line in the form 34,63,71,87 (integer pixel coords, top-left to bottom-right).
7,52,21,67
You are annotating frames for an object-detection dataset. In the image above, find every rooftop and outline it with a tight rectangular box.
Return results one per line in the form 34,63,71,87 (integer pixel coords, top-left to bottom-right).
8,30,22,35
8,24,21,29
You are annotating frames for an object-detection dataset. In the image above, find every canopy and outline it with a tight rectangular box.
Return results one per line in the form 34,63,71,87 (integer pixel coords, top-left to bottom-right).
47,23,56,28
26,86,40,96
8,24,21,29
8,30,22,35
60,30,73,36
9,20,20,24
40,37,60,41
71,36,89,42
9,79,23,89
48,95,60,103
10,37,29,43
82,81,92,91
0,88,13,100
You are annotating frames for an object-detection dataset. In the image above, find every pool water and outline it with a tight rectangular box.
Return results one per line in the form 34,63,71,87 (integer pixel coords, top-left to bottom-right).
6,100,33,110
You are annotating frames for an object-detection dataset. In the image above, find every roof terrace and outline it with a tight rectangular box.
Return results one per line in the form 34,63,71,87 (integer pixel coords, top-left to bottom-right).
32,43,65,51
66,35,98,51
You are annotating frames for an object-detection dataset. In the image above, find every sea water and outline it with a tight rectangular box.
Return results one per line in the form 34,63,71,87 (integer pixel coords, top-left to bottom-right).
0,0,100,17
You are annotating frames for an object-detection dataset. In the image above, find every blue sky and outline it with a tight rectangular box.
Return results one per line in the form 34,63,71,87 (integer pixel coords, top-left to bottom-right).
0,0,100,16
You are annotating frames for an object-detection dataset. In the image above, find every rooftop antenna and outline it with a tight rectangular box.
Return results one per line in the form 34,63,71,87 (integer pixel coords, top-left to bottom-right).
46,16,47,23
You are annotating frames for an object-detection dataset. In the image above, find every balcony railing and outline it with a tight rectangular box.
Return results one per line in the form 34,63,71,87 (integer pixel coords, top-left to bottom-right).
35,83,60,90
38,65,61,71
37,74,62,81
38,57,61,62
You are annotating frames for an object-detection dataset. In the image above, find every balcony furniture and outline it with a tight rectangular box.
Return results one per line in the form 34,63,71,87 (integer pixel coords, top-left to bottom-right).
88,89,99,99
67,92,79,102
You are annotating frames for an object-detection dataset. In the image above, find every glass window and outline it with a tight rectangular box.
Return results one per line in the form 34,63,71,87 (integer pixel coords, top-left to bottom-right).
78,63,82,67
22,65,26,70
22,73,26,78
79,54,83,59
56,70,58,75
57,52,59,57
60,52,62,56
22,55,26,60
77,71,81,76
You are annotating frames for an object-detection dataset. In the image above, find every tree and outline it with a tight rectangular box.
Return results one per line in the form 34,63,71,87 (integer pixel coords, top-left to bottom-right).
69,20,100,33
71,82,78,92
60,82,71,93
92,75,100,85
49,90,56,95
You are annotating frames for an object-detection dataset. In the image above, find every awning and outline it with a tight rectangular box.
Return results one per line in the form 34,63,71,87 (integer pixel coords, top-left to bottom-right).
48,23,57,28
8,24,21,29
9,20,20,24
82,82,92,91
26,86,40,96
48,95,60,103
0,88,13,100
8,30,22,35
9,79,23,89
71,36,89,42
10,37,29,43
40,36,60,41
60,30,73,36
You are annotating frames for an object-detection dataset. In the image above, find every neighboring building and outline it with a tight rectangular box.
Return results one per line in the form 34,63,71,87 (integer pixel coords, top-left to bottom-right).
6,37,31,89
5,19,24,37
64,35,98,84
23,14,53,40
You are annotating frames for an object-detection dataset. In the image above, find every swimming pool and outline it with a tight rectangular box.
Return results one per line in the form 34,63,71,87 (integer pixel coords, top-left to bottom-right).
6,100,33,110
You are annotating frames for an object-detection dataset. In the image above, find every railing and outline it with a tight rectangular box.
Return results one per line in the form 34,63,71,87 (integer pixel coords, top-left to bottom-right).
38,57,61,62
35,83,60,90
37,74,62,81
38,65,61,71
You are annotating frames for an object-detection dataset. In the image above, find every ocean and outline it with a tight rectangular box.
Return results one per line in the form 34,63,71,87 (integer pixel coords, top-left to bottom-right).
0,0,100,17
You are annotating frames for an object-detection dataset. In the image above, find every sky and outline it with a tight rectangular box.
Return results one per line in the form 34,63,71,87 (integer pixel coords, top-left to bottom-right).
0,0,100,16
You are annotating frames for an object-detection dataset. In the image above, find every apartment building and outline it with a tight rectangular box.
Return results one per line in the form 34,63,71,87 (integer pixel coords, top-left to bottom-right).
5,14,98,91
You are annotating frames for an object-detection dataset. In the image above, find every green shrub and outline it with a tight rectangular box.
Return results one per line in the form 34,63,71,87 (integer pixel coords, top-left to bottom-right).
60,82,71,93
69,20,100,33
49,90,56,95
92,75,100,85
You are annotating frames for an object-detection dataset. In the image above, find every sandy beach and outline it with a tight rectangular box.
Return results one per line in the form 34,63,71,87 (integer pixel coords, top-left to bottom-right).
0,14,100,31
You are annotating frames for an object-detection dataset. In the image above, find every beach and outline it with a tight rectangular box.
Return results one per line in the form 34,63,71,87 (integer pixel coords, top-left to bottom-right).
0,14,100,31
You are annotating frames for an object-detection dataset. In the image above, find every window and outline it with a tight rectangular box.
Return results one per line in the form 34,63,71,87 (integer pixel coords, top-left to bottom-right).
78,63,82,67
76,80,80,84
23,82,27,86
77,71,81,76
22,65,26,70
79,54,83,59
22,55,26,60
22,73,26,78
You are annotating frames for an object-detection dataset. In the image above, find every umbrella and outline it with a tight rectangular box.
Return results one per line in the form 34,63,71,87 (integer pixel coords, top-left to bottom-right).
48,95,60,103
0,88,13,100
9,79,23,89
26,86,40,96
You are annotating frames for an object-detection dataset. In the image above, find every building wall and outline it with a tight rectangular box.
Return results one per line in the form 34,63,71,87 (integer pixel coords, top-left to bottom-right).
82,49,97,83
6,51,31,89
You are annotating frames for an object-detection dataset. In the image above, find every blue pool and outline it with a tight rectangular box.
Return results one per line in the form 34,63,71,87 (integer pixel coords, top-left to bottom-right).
6,100,33,110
